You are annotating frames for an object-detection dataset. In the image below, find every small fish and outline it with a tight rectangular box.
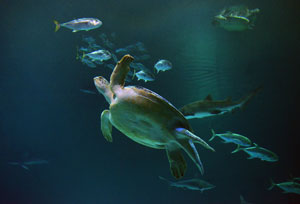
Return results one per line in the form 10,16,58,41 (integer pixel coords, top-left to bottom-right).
135,42,147,52
104,64,115,70
123,44,137,52
268,179,300,194
82,36,96,45
240,195,254,204
78,47,90,52
79,89,96,94
81,57,97,68
8,159,49,171
115,48,128,54
209,129,252,148
293,177,300,182
93,59,104,65
89,43,103,50
154,59,172,73
180,86,262,119
133,70,155,82
111,53,119,63
98,33,115,49
8,162,30,171
24,160,49,165
54,18,102,32
159,176,215,192
232,143,278,162
130,62,152,73
85,50,111,62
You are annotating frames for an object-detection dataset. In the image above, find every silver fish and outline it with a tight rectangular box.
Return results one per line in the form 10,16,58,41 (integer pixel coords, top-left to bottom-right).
98,33,115,49
85,50,111,62
154,59,172,73
111,53,119,63
8,159,48,171
78,47,90,52
130,62,152,73
81,57,96,68
135,42,147,52
209,129,252,148
232,143,278,162
79,89,96,94
268,179,300,194
54,18,102,32
240,195,254,204
115,48,128,54
89,43,103,50
159,176,215,192
82,36,96,45
134,70,155,82
104,64,115,70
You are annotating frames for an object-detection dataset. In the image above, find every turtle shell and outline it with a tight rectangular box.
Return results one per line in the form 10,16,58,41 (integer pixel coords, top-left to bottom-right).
108,85,192,149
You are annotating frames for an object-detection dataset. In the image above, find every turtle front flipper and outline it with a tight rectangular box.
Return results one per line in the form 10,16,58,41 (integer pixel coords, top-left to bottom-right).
110,54,134,89
101,110,112,142
165,143,187,179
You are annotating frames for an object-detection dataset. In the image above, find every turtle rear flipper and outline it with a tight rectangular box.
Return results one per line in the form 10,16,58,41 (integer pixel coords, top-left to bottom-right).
101,110,112,142
177,138,204,175
165,143,187,179
110,55,134,89
175,128,215,152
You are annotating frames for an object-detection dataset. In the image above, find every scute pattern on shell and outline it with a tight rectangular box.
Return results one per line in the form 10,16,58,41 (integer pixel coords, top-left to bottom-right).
127,85,177,110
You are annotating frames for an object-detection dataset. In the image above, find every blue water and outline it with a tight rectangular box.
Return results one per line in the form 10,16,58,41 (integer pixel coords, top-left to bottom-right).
1,0,299,203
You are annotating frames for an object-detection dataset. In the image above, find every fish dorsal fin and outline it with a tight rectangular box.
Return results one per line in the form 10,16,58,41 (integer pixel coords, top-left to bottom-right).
205,94,213,101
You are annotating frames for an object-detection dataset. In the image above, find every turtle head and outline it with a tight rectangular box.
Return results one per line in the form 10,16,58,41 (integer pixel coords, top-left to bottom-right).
94,76,113,104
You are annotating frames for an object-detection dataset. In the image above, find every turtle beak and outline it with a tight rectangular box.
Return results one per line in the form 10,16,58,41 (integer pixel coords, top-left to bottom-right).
93,76,109,95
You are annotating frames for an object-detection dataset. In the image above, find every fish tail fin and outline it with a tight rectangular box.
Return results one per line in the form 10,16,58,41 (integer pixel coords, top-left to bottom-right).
158,176,172,185
240,85,263,110
231,144,241,153
209,129,216,141
268,179,276,190
21,165,30,171
239,195,245,202
76,46,80,60
54,20,60,32
132,69,136,80
81,52,86,60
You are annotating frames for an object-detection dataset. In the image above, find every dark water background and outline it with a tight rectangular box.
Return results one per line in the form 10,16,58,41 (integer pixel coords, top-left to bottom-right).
1,0,299,203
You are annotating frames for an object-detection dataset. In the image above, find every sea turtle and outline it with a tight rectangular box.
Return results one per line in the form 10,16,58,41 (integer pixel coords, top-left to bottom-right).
212,5,260,31
94,55,215,179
